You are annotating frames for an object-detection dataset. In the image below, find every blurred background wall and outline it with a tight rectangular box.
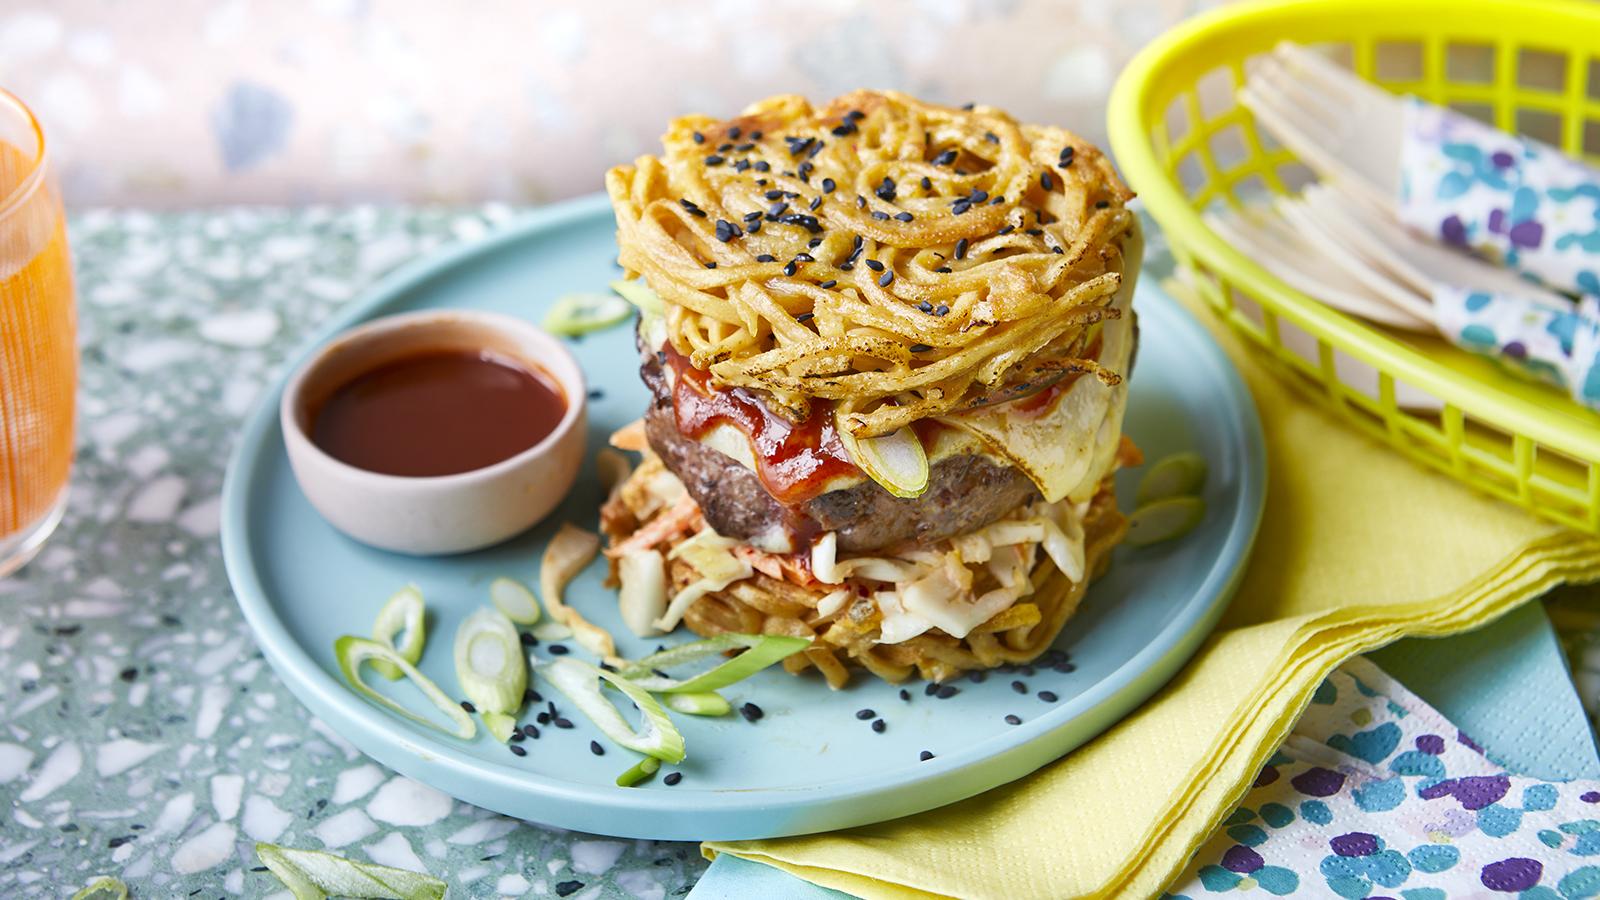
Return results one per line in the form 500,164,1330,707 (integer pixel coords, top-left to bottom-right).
0,0,1220,208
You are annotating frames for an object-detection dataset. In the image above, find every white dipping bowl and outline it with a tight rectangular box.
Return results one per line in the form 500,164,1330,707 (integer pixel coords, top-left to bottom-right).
280,310,587,555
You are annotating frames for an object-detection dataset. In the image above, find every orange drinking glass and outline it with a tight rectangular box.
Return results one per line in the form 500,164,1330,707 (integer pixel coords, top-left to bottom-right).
0,89,75,577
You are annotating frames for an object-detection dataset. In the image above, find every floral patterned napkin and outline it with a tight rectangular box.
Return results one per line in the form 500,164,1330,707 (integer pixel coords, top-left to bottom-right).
1401,98,1600,407
1167,657,1600,899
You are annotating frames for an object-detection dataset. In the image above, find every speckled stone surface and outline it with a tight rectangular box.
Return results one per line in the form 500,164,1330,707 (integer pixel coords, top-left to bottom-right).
0,206,705,898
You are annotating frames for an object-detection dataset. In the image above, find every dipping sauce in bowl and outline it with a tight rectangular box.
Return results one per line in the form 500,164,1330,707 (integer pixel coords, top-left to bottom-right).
280,310,587,555
311,350,566,478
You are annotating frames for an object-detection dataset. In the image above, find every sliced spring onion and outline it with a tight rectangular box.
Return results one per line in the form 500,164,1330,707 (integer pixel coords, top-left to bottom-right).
619,633,811,693
70,877,127,900
489,576,541,625
541,657,686,762
616,756,662,787
543,293,632,337
1126,495,1206,546
837,423,929,499
662,691,732,716
483,711,519,743
609,278,665,316
531,620,574,641
1136,452,1208,505
539,523,616,659
256,842,447,900
334,636,475,740
453,608,527,715
369,585,425,681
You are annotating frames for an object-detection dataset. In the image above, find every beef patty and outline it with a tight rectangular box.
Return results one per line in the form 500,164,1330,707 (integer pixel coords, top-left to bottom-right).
639,347,1040,553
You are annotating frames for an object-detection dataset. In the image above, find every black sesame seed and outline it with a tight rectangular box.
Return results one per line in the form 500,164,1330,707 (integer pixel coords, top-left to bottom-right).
954,237,969,259
1041,171,1054,191
934,304,950,316
509,730,525,743
1005,714,1022,725
969,189,988,203
1053,246,1065,254
743,210,763,221
703,261,717,269
739,702,764,722
1058,662,1077,673
798,161,814,182
961,101,975,110
855,194,867,209
119,667,138,682
871,211,889,220
872,719,886,733
924,682,939,696
555,881,584,897
509,744,528,757
751,130,764,139
810,196,822,211
970,671,987,683
855,708,875,720
460,700,476,713
899,688,912,701
865,258,885,271
894,211,914,222
831,122,856,137
808,139,824,158
839,263,854,271
794,253,815,262
783,261,798,277
589,740,605,756
817,280,837,289
728,126,741,139
998,225,1015,235
1026,228,1043,236
1059,146,1076,166
718,142,733,152
785,135,814,156
1039,691,1059,702
796,312,815,322
952,199,971,215
714,220,739,242
523,723,540,738
765,189,785,200
768,201,789,217
680,205,706,219
1095,200,1110,209
664,772,683,786
936,685,958,699
931,149,957,167
736,142,755,152
549,644,570,655
756,253,776,263
852,234,864,250
875,177,896,202
732,159,750,172
985,131,999,143
878,270,894,287
934,266,952,273
754,160,770,172
809,236,823,248
747,220,761,234
536,712,551,725
821,177,836,193
704,155,725,166
919,750,935,761
1011,680,1028,694
846,109,865,122
692,131,705,144
920,176,932,190
554,717,575,729
519,632,536,647
548,701,559,715
918,300,933,312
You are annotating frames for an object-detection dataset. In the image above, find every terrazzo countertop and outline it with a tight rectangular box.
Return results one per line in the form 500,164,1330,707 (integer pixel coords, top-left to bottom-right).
0,206,706,898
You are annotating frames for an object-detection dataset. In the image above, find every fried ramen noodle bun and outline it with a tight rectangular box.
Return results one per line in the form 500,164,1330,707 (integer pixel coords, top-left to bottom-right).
603,90,1141,685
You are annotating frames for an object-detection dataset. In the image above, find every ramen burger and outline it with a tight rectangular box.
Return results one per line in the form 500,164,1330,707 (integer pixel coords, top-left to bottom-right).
601,90,1141,686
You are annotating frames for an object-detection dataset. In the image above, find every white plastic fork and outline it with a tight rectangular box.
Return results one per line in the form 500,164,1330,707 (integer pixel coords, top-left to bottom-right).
1238,42,1406,215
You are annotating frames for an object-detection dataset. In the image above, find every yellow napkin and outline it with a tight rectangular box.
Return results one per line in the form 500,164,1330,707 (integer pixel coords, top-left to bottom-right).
705,286,1600,899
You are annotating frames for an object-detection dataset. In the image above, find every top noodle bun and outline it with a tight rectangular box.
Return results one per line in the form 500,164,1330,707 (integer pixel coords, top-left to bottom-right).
606,90,1137,439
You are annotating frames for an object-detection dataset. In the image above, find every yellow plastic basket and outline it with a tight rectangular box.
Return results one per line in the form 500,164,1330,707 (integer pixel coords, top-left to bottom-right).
1108,0,1600,533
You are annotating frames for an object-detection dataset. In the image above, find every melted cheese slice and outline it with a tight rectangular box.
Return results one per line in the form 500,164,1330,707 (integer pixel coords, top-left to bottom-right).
939,226,1141,503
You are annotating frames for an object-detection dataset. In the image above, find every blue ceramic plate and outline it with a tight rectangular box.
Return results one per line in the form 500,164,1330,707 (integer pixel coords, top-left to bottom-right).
221,194,1265,841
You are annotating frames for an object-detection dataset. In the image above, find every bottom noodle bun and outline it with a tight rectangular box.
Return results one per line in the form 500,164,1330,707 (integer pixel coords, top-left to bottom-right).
601,451,1129,687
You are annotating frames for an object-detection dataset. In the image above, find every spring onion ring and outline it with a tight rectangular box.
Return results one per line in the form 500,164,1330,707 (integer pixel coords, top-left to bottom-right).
490,577,541,626
619,633,811,693
543,293,632,337
609,278,665,316
334,636,475,740
482,711,519,743
1136,452,1207,505
70,878,128,900
662,691,732,717
369,585,425,681
256,842,447,900
1126,495,1206,546
453,608,527,716
615,756,661,787
540,657,686,763
531,620,574,642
